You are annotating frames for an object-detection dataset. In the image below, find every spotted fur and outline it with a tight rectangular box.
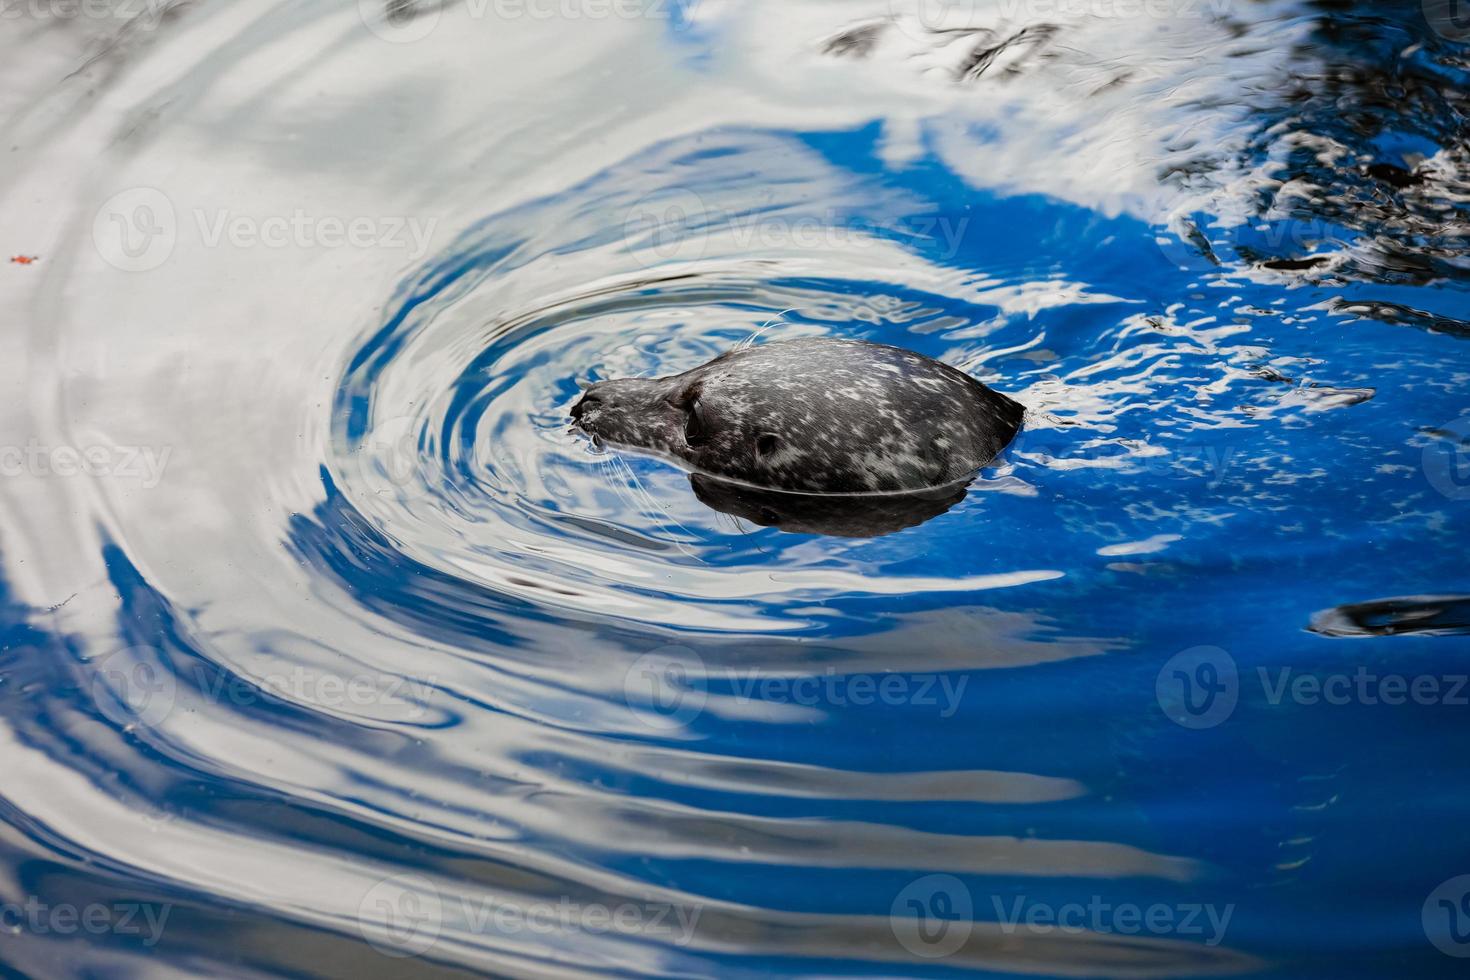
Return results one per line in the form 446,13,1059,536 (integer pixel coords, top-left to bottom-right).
571,338,1024,493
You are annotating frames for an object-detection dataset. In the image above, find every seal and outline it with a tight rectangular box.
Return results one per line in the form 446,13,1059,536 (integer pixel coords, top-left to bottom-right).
571,337,1024,496
686,473,972,538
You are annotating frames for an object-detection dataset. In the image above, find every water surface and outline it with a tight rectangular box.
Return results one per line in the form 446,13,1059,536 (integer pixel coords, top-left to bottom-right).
1,1,1469,976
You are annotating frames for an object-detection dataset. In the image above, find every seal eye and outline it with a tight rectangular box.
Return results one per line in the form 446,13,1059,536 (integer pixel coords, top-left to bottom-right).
755,434,779,458
683,400,708,448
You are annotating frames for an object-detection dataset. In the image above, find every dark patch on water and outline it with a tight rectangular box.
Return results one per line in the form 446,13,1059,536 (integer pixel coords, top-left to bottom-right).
1310,594,1470,637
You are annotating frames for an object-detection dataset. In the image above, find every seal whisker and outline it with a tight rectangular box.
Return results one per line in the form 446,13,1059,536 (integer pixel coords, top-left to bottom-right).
598,452,706,559
738,307,800,350
599,453,648,512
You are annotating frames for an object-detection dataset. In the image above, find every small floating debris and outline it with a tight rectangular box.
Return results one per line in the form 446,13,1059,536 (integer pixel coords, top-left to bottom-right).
1262,255,1332,271
9,255,38,265
1287,384,1376,413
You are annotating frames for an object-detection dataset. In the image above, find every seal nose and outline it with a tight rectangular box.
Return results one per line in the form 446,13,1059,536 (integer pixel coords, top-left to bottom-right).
571,392,602,421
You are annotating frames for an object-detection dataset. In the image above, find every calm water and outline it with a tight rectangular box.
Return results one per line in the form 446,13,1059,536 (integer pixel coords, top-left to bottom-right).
2,0,1469,976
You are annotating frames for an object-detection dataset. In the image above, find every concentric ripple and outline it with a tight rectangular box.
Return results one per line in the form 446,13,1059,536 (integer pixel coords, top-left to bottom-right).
327,131,1081,630
4,2,1470,978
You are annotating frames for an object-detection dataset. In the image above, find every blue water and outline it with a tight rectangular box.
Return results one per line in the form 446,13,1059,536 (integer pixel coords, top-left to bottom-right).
3,1,1469,976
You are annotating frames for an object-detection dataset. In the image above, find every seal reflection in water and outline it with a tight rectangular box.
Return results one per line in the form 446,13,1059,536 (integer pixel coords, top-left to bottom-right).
571,338,1024,536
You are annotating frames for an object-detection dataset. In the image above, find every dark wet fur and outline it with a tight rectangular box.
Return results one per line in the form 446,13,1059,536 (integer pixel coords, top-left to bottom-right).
690,474,970,538
572,338,1024,495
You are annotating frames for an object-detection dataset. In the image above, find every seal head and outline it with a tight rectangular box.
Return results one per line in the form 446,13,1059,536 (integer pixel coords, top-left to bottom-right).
572,337,1023,496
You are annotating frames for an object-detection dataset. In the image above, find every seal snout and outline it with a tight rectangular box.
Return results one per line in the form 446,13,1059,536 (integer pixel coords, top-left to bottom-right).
572,379,636,424
572,379,628,425
571,377,681,450
570,390,601,422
